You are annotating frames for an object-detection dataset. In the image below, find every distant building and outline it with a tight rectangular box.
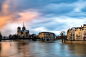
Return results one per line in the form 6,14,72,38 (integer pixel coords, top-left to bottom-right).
17,23,29,38
56,36,67,39
67,24,86,40
29,34,36,38
38,32,56,40
9,34,13,39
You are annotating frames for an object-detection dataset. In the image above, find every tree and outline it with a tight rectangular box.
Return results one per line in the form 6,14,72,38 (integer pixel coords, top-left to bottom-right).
9,34,12,39
60,31,65,43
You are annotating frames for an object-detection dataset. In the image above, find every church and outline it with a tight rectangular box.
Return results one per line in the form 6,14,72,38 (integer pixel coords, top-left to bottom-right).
17,23,29,38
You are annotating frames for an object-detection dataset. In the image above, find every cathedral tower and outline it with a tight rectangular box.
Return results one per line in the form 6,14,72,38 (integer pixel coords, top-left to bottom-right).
17,26,21,33
22,22,26,31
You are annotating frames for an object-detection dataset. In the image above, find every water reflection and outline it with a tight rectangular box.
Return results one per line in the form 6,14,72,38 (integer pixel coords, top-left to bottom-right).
67,44,86,56
0,40,86,57
0,43,1,54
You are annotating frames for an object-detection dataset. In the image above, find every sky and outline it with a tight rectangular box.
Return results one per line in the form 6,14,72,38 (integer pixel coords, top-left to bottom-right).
0,0,86,36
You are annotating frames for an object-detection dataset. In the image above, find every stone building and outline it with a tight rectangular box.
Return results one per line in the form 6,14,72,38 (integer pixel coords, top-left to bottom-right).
38,32,56,40
67,24,86,40
17,23,29,38
67,27,76,40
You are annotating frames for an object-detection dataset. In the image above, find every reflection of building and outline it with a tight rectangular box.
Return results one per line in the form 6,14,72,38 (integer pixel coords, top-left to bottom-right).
38,32,56,40
17,23,29,38
67,24,86,40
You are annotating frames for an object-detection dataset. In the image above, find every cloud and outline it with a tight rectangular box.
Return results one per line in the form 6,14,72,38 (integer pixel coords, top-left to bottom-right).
0,0,41,29
42,3,75,16
0,0,86,36
17,9,41,22
0,0,79,15
81,6,86,12
1,23,22,36
0,0,5,1
11,0,78,10
29,16,86,35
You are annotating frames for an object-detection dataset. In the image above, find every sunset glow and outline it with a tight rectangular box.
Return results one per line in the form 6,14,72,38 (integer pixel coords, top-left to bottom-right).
0,0,86,36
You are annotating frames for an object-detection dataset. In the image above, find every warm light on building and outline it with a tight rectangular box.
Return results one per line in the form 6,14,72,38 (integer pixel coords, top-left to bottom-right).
38,32,56,40
67,24,86,40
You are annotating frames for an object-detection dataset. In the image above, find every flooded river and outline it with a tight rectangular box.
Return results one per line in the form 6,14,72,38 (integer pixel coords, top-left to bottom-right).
0,40,86,57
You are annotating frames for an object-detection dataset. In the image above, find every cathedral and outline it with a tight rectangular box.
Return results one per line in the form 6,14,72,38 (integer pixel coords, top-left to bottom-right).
17,23,29,38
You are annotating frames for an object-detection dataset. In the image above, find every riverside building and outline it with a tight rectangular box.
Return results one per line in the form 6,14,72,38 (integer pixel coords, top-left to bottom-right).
67,24,86,40
38,32,56,40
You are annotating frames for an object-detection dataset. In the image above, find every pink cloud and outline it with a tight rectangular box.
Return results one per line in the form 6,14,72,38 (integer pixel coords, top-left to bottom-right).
0,0,41,36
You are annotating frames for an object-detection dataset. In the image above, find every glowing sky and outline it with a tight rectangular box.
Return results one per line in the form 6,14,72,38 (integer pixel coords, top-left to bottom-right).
0,0,86,36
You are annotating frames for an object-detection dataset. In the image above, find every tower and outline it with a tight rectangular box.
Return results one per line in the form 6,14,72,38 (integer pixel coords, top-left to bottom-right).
17,26,21,34
22,22,26,31
81,25,82,28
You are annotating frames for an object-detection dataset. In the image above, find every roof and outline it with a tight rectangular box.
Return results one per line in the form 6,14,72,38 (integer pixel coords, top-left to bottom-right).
39,32,55,35
20,30,29,33
83,24,86,26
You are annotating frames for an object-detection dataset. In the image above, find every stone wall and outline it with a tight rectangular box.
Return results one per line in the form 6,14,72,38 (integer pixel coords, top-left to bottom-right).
64,40,86,44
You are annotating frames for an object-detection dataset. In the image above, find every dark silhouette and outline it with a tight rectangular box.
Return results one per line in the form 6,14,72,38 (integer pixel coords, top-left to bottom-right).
60,31,65,43
0,32,2,41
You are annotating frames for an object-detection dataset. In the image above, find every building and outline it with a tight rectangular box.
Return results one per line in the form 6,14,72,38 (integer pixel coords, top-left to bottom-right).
17,23,29,38
75,27,82,40
29,34,36,38
67,27,76,40
38,32,56,40
56,36,67,39
67,24,86,40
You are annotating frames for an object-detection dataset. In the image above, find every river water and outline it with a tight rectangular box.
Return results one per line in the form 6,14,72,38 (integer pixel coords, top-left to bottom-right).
0,40,86,57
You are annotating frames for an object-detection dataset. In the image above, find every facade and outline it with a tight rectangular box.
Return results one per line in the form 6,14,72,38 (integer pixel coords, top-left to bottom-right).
82,24,86,40
67,27,76,40
38,32,56,40
56,36,67,39
75,27,82,40
67,24,86,40
17,23,29,38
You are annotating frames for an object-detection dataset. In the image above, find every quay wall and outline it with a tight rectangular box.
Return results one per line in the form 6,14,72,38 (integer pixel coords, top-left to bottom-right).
63,40,86,44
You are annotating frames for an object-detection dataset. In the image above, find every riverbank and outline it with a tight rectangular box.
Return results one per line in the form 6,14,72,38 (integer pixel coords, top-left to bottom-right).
63,40,86,44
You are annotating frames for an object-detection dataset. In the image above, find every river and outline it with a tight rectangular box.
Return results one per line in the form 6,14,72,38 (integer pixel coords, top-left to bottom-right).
0,40,86,57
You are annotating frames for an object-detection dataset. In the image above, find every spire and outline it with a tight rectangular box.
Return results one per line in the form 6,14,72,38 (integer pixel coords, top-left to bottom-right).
23,22,25,27
22,22,26,30
0,31,1,35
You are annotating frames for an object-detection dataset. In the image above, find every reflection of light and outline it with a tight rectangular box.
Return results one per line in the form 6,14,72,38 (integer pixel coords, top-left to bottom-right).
1,42,10,56
0,41,18,57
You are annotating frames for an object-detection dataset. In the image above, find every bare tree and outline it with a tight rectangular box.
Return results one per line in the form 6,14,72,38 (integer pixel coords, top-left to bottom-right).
60,31,65,37
60,31,65,43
